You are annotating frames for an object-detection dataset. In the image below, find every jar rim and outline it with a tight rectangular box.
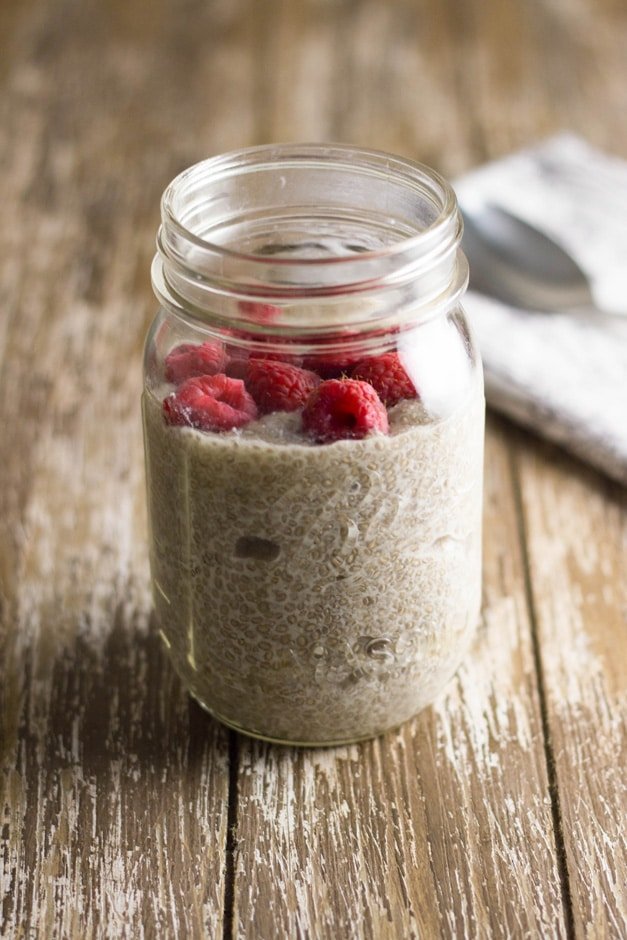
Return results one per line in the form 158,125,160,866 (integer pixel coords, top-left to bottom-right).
161,142,460,267
154,143,466,335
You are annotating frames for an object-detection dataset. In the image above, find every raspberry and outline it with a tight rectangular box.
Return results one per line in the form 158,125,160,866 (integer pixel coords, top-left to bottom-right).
351,352,418,406
164,341,228,385
225,328,304,377
302,351,362,379
225,353,250,381
163,374,257,432
302,379,388,443
225,345,304,378
238,300,281,323
244,359,320,414
255,349,304,367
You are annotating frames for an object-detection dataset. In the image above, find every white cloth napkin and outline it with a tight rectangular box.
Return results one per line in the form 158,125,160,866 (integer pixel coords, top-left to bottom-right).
454,135,627,486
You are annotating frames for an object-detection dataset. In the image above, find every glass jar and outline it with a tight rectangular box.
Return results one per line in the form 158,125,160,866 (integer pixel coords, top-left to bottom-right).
143,144,484,746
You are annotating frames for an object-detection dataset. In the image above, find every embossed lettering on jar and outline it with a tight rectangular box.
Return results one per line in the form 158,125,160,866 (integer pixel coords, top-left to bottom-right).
142,144,485,745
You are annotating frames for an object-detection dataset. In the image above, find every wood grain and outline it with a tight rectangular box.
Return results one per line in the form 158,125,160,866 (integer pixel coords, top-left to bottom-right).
1,0,626,937
460,1,627,935
515,443,627,939
0,1,239,935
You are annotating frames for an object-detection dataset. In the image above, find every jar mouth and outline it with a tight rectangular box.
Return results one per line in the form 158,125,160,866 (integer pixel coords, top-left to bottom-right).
154,143,466,334
161,143,459,267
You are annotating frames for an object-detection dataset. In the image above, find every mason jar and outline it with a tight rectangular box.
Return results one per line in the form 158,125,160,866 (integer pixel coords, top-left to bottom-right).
142,144,484,746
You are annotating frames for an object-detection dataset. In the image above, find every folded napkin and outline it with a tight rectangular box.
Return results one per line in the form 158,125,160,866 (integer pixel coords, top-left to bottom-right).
455,135,627,486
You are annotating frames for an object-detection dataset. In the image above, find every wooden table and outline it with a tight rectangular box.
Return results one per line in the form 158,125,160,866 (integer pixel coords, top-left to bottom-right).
1,1,625,937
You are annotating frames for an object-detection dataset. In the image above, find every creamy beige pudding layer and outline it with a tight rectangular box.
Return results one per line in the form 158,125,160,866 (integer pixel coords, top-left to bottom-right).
142,374,484,744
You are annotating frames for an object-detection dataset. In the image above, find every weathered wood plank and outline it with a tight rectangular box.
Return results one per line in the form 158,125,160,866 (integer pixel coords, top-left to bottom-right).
463,0,627,933
515,442,627,939
0,0,248,934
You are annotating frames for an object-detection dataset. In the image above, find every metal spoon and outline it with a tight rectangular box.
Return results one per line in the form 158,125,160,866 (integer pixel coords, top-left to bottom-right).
461,203,605,312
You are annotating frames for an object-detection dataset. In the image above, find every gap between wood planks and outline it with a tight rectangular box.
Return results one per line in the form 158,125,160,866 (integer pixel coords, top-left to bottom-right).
223,732,240,940
509,446,576,940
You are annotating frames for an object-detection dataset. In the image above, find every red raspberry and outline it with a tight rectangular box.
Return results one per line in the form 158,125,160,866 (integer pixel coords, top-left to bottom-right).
225,346,304,377
302,379,388,443
164,341,228,385
225,353,250,381
302,329,373,379
163,374,257,431
302,351,362,379
238,300,281,323
351,352,418,406
255,348,304,367
244,359,320,414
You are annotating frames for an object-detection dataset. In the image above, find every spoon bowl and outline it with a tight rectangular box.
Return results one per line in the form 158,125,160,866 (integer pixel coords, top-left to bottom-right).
461,203,596,311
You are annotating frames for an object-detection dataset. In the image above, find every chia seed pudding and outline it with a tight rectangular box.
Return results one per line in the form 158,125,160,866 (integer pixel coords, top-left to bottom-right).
142,367,484,745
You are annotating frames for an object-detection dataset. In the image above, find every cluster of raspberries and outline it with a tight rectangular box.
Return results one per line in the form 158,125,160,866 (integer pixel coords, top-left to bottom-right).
162,340,418,443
